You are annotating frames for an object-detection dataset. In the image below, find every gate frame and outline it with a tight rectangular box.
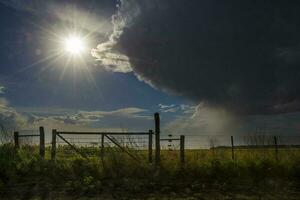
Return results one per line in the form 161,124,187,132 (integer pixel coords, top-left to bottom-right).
51,130,154,163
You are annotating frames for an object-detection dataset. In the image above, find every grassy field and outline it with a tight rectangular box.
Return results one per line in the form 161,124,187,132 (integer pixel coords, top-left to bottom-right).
0,144,300,199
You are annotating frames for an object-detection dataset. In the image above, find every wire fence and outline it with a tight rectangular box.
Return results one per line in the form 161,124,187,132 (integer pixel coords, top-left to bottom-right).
3,127,300,162
18,130,40,145
158,134,300,149
11,130,300,150
7,128,300,144
49,132,300,163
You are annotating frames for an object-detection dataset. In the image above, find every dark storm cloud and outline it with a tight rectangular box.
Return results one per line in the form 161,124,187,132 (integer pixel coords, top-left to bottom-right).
114,0,300,114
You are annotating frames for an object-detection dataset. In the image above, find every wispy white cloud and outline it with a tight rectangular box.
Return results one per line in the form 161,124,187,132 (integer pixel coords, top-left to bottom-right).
180,104,197,114
158,104,175,109
0,98,27,130
77,107,151,121
16,106,76,116
0,86,5,94
91,0,140,73
158,103,196,114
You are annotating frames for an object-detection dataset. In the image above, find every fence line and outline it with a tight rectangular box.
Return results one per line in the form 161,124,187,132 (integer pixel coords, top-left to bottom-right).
10,113,300,165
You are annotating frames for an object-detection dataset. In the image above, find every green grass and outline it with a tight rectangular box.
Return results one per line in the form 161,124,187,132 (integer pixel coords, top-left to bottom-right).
1,144,300,199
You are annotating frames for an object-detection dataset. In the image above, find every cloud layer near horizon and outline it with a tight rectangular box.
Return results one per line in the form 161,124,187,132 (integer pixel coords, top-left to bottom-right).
0,98,27,130
13,106,152,132
94,0,300,115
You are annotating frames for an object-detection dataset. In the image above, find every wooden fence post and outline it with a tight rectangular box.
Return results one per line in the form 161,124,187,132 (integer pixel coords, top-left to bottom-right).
39,126,45,159
180,135,185,165
101,133,105,158
51,129,57,160
148,130,153,163
231,136,235,160
14,131,19,149
154,113,161,166
274,136,278,161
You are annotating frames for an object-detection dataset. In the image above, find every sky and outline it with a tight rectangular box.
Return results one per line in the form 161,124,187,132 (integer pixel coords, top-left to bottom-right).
1,0,300,139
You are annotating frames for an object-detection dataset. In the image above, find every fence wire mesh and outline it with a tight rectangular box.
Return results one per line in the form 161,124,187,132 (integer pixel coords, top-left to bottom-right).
18,130,40,146
55,134,150,161
161,133,300,162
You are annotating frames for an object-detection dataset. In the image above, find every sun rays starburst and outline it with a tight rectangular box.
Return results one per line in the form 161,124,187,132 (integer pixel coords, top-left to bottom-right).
63,35,85,55
18,22,97,88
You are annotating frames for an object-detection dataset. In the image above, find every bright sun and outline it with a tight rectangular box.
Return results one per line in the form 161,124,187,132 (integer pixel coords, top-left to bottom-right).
64,35,85,55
